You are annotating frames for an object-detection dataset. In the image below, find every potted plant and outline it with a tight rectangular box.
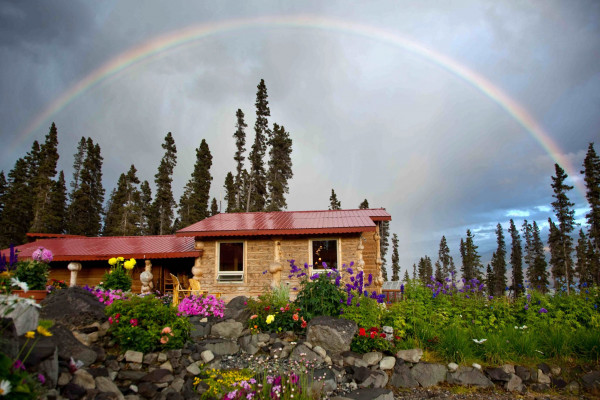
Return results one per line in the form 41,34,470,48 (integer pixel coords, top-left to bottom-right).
12,247,52,303
102,257,136,292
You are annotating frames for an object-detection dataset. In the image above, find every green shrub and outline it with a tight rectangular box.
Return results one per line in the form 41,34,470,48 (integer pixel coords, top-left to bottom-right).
14,261,49,290
434,325,474,363
340,293,383,328
294,272,344,321
105,295,190,353
102,266,132,292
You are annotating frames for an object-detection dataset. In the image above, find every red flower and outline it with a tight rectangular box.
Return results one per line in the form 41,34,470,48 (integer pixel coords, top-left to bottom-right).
380,333,386,338
301,320,307,328
370,331,376,339
359,328,366,336
292,313,299,321
265,306,270,311
130,318,138,327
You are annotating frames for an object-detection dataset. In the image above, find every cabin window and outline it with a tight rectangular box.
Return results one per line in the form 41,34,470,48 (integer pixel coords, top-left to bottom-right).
217,242,244,282
310,239,339,271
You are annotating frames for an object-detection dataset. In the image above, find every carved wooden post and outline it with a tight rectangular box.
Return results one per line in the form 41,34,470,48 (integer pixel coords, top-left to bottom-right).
140,260,154,294
192,241,204,280
374,225,384,292
356,236,365,271
67,262,82,287
268,239,283,289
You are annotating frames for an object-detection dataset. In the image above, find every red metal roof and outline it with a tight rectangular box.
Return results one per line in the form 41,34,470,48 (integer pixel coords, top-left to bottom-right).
176,208,391,237
3,235,199,262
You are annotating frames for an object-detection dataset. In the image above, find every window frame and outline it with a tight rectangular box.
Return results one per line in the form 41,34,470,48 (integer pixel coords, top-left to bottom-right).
215,240,246,283
308,237,341,273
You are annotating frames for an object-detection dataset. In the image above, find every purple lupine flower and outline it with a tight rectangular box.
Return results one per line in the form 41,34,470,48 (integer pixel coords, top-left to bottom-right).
323,262,328,269
367,274,373,286
364,290,369,296
350,261,354,267
335,275,342,286
304,263,309,269
524,304,529,310
488,295,493,300
400,284,404,293
539,308,548,313
310,273,320,280
346,267,354,275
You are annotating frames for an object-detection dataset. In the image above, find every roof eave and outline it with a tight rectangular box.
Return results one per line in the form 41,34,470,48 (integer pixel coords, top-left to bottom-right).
176,226,377,238
20,251,202,262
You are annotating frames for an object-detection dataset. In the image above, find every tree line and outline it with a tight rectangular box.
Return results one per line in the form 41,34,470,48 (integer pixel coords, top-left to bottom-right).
0,79,293,247
394,143,600,294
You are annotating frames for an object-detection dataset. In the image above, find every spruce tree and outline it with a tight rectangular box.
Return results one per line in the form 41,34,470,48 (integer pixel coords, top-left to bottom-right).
403,269,410,283
151,132,177,234
548,218,573,290
246,79,270,212
391,233,400,281
223,172,236,213
211,198,219,216
575,229,592,285
550,164,576,292
104,165,142,236
43,170,67,234
359,199,369,209
530,221,549,292
233,109,247,211
30,123,59,232
434,260,443,283
449,259,457,285
380,220,390,280
437,236,452,281
68,138,105,236
460,230,482,281
179,139,212,226
417,256,433,283
522,220,534,276
139,181,152,235
0,171,6,215
412,263,417,280
266,123,293,211
491,223,507,296
508,219,524,297
587,239,600,285
0,159,33,246
329,189,341,210
582,143,600,258
486,264,494,296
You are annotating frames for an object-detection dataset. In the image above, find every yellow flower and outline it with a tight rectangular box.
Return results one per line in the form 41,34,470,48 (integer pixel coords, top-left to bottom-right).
108,258,117,266
124,260,134,270
266,314,275,324
130,258,136,265
118,257,124,262
37,326,52,337
25,331,35,339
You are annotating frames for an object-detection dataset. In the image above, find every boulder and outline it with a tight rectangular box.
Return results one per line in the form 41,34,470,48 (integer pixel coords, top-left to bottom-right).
389,363,419,388
51,324,98,366
505,373,524,392
447,366,493,387
395,348,423,363
306,316,357,354
311,367,337,393
336,388,394,400
210,320,244,339
514,365,531,382
40,287,106,328
485,367,511,382
379,356,395,371
410,363,447,387
124,350,144,364
95,376,125,400
362,352,382,366
0,296,39,335
289,344,323,364
222,296,251,323
239,334,260,355
196,339,239,356
358,370,388,389
72,369,96,390
582,370,600,392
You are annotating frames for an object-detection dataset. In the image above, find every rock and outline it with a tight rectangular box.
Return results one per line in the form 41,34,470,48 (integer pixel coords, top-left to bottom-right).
537,369,551,384
566,381,580,394
396,348,423,363
211,320,244,339
239,335,259,355
353,366,372,384
95,376,125,400
222,296,251,323
35,345,59,387
501,364,515,374
410,363,447,387
306,316,357,354
362,352,382,366
359,370,388,389
196,339,239,356
137,382,158,398
582,370,600,392
537,362,551,375
160,360,173,373
72,369,96,390
142,353,158,365
389,363,419,388
551,377,567,389
551,365,561,376
124,350,144,364
485,367,511,382
117,371,146,381
62,382,86,400
200,350,214,363
40,287,106,328
379,356,395,370
529,383,549,392
58,372,72,386
142,369,174,384
0,296,39,335
338,388,394,400
157,353,167,363
186,362,202,376
341,351,363,367
313,345,327,359
447,362,459,372
447,366,493,387
0,318,18,359
51,323,98,366
289,344,323,364
515,365,531,382
311,367,337,393
170,377,185,392
472,363,482,370
505,373,523,392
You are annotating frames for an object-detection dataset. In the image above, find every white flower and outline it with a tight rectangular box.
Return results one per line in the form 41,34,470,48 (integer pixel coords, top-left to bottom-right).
0,379,11,396
472,338,487,344
10,278,28,292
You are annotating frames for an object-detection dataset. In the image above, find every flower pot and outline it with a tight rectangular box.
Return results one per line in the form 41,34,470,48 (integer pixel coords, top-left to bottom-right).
13,289,47,304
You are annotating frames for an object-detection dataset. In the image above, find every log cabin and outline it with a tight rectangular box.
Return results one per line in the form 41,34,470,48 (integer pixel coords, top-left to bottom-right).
3,208,391,301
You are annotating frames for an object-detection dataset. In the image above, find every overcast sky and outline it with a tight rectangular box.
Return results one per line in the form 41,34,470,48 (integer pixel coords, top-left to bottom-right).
1,1,598,277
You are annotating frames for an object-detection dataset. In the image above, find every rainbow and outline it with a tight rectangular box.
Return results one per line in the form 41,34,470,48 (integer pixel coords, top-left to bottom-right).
16,14,585,195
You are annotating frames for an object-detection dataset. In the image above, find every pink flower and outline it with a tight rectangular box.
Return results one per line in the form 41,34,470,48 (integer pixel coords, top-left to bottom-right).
160,336,169,344
108,316,113,324
250,315,258,320
130,319,138,327
161,327,173,336
292,313,299,321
